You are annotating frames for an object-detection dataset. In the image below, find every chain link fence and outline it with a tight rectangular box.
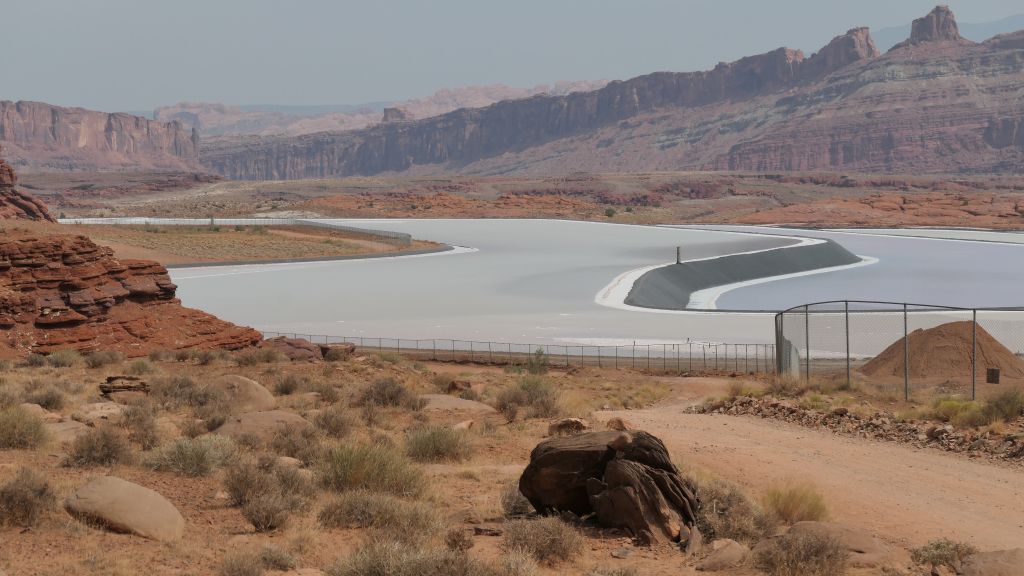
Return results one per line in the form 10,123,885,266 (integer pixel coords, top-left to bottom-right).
263,331,775,375
776,301,1024,401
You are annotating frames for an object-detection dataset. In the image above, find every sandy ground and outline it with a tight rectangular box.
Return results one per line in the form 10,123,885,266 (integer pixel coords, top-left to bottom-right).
603,377,1024,552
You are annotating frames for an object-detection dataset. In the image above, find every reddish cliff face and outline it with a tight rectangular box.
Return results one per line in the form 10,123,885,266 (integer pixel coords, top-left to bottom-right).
0,232,263,358
0,101,199,171
202,6,1024,178
0,156,55,222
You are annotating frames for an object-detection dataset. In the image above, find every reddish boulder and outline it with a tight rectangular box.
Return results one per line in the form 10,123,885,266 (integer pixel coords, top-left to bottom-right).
261,336,323,361
0,155,55,222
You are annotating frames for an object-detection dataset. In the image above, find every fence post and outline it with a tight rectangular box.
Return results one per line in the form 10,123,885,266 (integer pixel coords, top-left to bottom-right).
597,347,601,368
903,304,910,402
972,309,977,400
702,345,706,370
433,339,437,361
663,344,666,372
488,342,493,364
689,343,692,372
804,305,810,383
451,340,455,362
845,301,851,389
647,345,651,371
508,343,513,365
615,346,618,369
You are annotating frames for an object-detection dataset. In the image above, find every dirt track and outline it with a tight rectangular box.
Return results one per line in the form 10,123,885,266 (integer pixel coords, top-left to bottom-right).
604,379,1024,552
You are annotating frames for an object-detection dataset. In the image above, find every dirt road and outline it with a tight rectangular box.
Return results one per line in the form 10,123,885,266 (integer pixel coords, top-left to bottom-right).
604,380,1024,551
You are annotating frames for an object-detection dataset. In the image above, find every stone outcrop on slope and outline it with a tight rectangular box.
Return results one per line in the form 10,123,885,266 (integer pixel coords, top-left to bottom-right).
0,101,199,171
202,6,1024,178
0,155,55,221
0,231,262,358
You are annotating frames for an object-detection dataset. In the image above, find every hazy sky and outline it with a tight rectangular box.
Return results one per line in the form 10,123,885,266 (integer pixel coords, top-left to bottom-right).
6,1,1021,112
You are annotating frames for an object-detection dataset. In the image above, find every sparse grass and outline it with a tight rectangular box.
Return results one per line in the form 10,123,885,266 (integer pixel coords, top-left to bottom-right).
325,540,502,576
501,480,532,517
318,491,441,544
929,390,1023,428
0,407,47,449
405,425,474,462
445,528,474,552
526,347,549,375
378,352,402,364
496,376,561,422
243,492,293,532
120,401,160,449
223,457,315,532
126,359,155,375
150,375,213,408
24,354,47,368
274,374,304,395
763,483,829,524
259,544,296,571
315,404,356,438
799,393,828,412
146,436,237,476
695,477,776,544
219,548,264,576
269,424,323,464
236,349,283,366
359,377,419,408
46,349,81,368
316,443,425,498
498,547,539,576
501,517,584,566
23,382,66,410
767,377,806,398
0,468,56,527
64,426,133,467
910,539,977,570
85,351,124,369
983,388,1024,422
754,531,848,576
324,347,350,362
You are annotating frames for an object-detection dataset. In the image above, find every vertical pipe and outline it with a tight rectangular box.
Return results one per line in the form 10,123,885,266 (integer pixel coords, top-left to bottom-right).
804,305,810,383
903,304,910,402
663,344,667,372
615,346,618,369
972,309,978,400
845,301,851,389
432,339,437,361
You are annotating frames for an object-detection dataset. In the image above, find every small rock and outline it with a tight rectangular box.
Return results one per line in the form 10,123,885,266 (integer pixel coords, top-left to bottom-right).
452,420,474,431
697,539,749,571
548,417,589,436
611,547,633,559
276,456,303,469
606,417,633,431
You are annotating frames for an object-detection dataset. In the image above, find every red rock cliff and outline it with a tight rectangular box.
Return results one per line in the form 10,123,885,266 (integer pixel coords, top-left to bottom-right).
0,232,263,358
0,155,55,222
0,101,200,171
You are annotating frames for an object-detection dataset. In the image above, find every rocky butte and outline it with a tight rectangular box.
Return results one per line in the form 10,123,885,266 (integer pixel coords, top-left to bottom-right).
202,5,1024,178
0,101,199,171
0,157,262,358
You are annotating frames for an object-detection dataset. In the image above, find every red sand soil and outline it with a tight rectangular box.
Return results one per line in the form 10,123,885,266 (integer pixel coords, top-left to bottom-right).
861,321,1024,379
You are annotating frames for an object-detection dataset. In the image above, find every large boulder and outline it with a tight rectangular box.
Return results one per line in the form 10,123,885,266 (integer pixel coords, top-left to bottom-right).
64,476,185,541
72,402,125,425
213,410,308,442
261,337,322,361
962,549,1024,576
697,539,750,571
209,375,276,413
519,430,699,546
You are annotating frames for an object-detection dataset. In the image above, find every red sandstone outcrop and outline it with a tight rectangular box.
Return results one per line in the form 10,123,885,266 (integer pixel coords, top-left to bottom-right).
202,6,1024,178
0,101,199,171
0,231,262,358
0,155,55,222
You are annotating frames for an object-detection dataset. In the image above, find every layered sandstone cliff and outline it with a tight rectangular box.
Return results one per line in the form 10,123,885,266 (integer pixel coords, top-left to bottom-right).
202,6,1024,178
0,101,199,171
0,155,55,221
0,232,263,358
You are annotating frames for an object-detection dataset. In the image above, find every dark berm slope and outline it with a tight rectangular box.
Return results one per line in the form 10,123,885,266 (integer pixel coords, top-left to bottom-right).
625,239,861,311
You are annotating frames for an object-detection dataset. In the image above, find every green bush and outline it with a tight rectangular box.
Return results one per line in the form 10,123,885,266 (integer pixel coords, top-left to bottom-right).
64,426,133,467
318,490,440,544
525,347,549,375
85,351,125,369
754,531,848,576
0,407,47,449
405,425,473,462
146,436,237,476
0,468,56,527
983,388,1024,422
910,539,977,570
501,517,584,565
316,443,425,498
763,483,829,524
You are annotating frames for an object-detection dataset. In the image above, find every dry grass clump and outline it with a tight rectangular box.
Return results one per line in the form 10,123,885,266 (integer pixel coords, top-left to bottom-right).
910,539,977,571
323,347,350,362
696,477,776,544
219,548,264,576
146,435,237,476
151,375,218,409
120,400,160,449
46,349,81,368
501,517,584,565
314,404,357,438
24,353,47,368
496,376,561,422
64,426,133,467
763,483,829,524
274,374,304,395
501,480,533,517
497,547,539,576
525,347,549,375
445,527,474,552
126,359,155,376
223,457,316,532
84,351,124,369
316,443,425,498
0,406,47,449
983,388,1024,422
318,490,441,544
359,377,422,409
269,424,324,464
928,389,1023,429
754,531,848,576
405,425,474,462
325,540,502,576
259,544,297,571
23,382,66,410
0,468,56,527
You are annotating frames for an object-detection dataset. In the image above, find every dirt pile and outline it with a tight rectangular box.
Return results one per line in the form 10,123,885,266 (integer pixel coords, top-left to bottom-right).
0,154,55,222
861,321,1024,380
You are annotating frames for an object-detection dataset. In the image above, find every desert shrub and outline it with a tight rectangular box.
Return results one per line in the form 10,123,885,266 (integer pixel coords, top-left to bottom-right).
236,349,282,366
23,383,66,410
910,539,977,570
316,443,425,497
754,531,848,576
64,426,133,467
269,424,323,464
194,349,219,366
315,405,356,438
496,388,524,422
983,388,1024,422
0,383,19,408
24,353,47,368
46,349,81,368
497,547,539,576
243,492,293,532
274,374,304,395
0,407,47,449
501,517,584,565
223,457,314,532
359,377,418,408
121,401,160,449
378,352,401,364
174,349,193,362
194,394,233,431
325,540,501,576
445,527,474,552
361,402,382,427
324,347,349,362
405,425,473,463
219,548,264,576
501,480,533,517
432,373,454,391
148,349,173,362
150,375,219,409
126,359,154,376
146,435,237,476
85,351,124,369
934,398,977,422
525,347,549,375
0,468,56,527
767,377,806,398
696,477,776,544
951,403,989,428
763,483,828,524
496,376,561,421
0,360,11,372
304,379,340,403
318,491,440,544
259,544,296,571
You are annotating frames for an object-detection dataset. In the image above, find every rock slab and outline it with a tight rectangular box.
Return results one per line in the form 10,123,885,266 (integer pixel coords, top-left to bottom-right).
64,476,185,542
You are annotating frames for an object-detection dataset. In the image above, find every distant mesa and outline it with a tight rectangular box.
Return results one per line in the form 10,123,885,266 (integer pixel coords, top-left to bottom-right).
381,107,414,123
892,5,967,49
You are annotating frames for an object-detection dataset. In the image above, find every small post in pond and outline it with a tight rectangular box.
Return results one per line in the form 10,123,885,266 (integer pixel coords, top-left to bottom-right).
676,246,682,264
